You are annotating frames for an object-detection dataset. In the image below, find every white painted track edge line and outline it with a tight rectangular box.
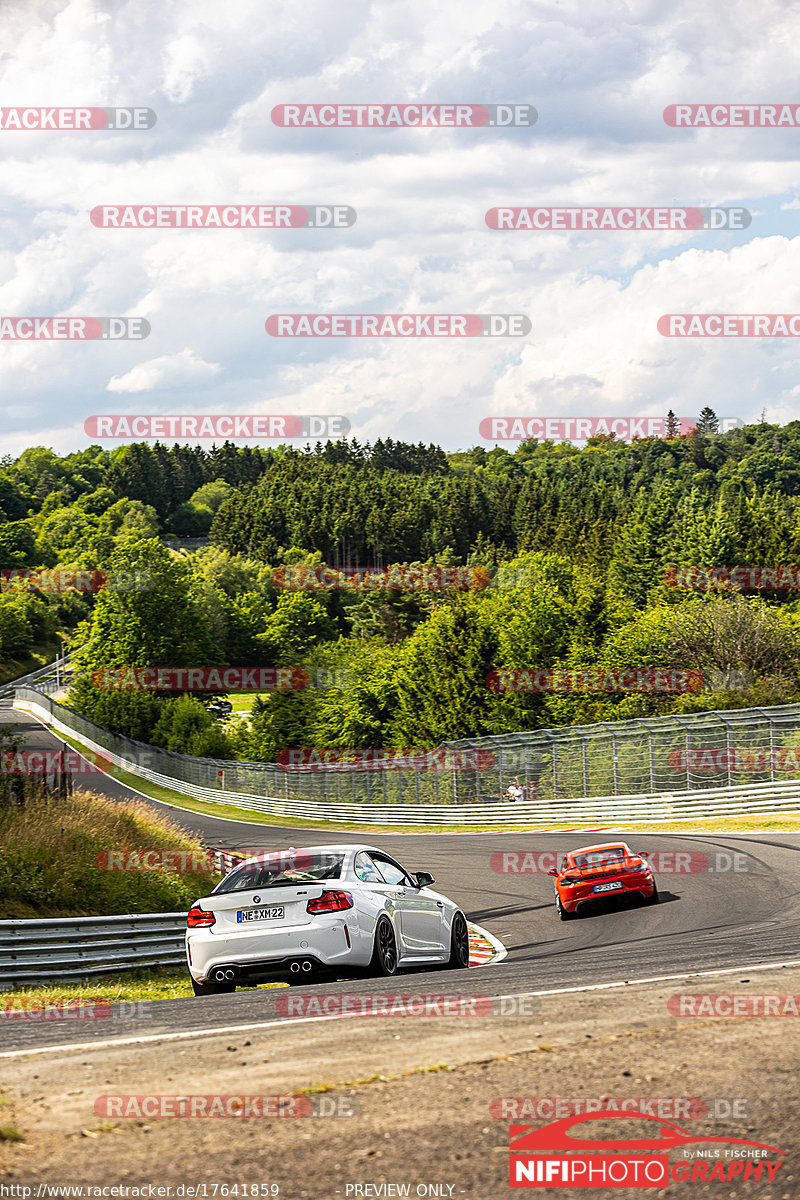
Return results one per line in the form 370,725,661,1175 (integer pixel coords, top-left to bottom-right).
3,957,799,1060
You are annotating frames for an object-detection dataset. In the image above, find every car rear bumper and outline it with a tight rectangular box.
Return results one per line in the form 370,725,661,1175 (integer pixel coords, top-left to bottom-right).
562,877,656,913
186,919,362,982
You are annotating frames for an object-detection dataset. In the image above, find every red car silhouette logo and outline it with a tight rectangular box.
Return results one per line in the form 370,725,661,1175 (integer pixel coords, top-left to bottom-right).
510,1110,784,1155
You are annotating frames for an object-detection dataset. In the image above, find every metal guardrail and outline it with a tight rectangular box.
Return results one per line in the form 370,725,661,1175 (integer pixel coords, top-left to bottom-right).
0,912,188,989
15,687,800,805
12,690,800,824
0,660,64,701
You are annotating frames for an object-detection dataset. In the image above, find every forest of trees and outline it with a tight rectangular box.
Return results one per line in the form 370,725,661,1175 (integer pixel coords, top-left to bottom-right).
4,415,800,759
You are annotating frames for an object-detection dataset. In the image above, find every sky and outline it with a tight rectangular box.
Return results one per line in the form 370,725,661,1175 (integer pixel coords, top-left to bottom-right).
1,0,799,457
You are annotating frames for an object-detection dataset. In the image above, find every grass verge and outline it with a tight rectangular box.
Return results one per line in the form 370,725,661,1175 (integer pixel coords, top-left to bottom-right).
0,966,286,1004
0,645,56,689
0,786,219,918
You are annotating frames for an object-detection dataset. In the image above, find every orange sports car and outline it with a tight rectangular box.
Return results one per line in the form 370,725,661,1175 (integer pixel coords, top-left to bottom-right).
547,842,658,919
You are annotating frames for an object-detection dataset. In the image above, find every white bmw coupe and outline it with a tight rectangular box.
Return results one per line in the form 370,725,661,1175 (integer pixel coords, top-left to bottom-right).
186,843,471,995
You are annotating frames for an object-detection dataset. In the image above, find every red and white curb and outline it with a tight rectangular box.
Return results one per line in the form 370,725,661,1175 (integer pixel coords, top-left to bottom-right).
468,921,506,966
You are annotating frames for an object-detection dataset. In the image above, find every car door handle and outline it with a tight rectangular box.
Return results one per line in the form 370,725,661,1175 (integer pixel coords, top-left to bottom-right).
436,901,444,907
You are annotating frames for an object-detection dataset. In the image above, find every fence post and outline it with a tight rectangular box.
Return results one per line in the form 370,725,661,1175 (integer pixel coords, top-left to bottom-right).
717,712,734,787
672,716,693,791
545,734,558,799
635,720,656,793
581,734,589,796
753,707,777,781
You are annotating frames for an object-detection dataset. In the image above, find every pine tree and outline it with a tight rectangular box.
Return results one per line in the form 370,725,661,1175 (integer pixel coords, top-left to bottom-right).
665,410,680,438
696,407,719,434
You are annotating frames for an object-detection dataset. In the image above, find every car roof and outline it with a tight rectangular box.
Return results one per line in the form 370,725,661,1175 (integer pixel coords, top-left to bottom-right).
237,843,388,865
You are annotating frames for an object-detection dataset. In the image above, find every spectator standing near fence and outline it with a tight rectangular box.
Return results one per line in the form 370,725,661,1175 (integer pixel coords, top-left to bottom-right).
506,776,524,802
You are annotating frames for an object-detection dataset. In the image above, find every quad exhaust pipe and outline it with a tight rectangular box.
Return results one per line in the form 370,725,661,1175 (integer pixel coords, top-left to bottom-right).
212,960,315,982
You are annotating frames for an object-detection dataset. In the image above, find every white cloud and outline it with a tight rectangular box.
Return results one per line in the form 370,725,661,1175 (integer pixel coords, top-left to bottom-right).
1,0,799,451
106,348,221,392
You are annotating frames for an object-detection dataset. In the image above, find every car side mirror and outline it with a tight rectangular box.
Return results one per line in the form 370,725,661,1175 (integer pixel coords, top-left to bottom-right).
414,871,435,888
547,868,558,877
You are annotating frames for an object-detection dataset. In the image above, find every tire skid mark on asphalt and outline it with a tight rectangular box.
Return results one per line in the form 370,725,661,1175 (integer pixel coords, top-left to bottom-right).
3,956,800,1061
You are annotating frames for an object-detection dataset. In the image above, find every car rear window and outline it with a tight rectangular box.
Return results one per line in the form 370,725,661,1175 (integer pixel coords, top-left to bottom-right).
213,852,345,893
571,848,626,869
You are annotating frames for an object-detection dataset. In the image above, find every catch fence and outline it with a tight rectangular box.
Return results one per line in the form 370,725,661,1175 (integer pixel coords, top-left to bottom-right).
11,688,800,824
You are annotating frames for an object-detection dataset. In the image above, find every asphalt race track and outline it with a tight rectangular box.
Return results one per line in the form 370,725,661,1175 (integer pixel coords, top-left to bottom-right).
3,696,800,1054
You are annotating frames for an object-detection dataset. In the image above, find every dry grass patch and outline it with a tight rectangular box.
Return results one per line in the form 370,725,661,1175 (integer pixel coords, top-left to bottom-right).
0,788,218,917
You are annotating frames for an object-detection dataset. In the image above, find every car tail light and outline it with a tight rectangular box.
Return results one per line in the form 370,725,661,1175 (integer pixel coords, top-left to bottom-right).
306,890,353,914
561,875,580,886
187,905,216,927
